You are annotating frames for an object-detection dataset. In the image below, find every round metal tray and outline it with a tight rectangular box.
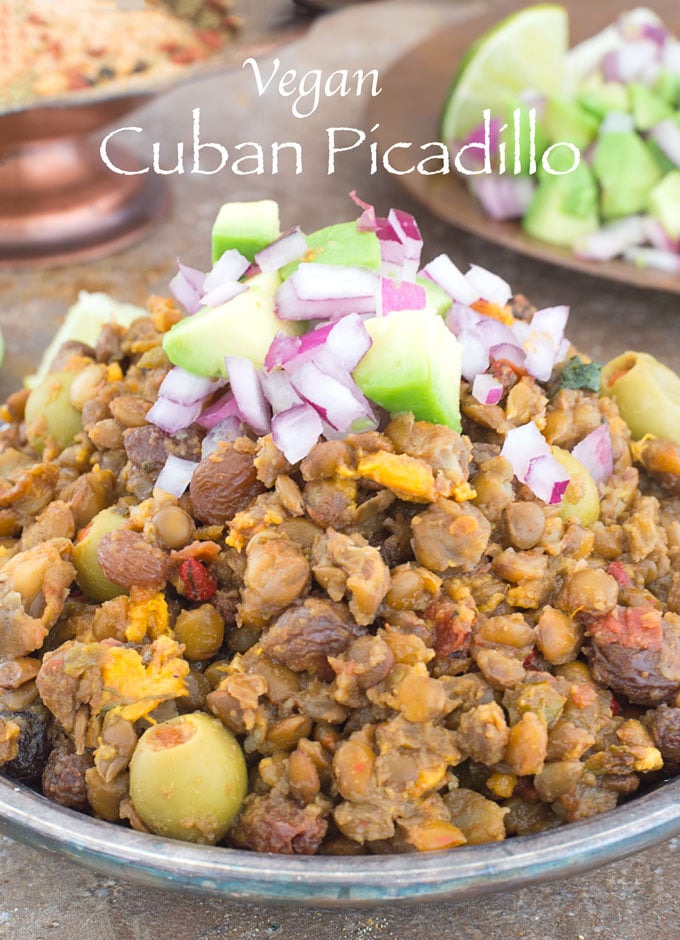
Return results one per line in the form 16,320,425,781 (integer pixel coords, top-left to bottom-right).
1,773,679,905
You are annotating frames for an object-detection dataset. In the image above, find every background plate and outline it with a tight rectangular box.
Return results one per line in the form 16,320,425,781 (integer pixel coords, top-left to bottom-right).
368,0,680,294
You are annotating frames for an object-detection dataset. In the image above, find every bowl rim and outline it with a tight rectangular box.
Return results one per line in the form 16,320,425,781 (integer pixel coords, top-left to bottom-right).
2,773,679,906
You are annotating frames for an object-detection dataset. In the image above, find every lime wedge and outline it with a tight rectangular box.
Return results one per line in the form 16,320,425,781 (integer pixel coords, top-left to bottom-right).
25,291,147,388
440,4,569,143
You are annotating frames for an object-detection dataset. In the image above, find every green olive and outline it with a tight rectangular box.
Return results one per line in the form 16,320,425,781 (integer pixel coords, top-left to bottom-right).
24,371,83,451
73,507,128,601
129,712,247,844
601,351,680,443
551,447,600,526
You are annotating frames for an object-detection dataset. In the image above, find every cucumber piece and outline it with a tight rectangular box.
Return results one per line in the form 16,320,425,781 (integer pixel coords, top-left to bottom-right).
522,162,599,248
592,131,663,220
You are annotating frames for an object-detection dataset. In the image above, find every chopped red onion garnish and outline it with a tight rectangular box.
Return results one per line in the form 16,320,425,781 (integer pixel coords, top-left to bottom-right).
259,368,303,413
350,191,378,232
322,313,372,372
501,422,570,505
489,341,526,370
380,278,427,315
275,264,379,320
602,40,659,84
147,397,203,434
197,388,242,430
460,118,504,166
158,367,224,405
291,360,368,431
457,329,490,382
523,306,569,382
618,8,668,46
465,264,512,308
471,373,504,405
662,38,680,72
422,255,479,306
225,355,271,436
649,118,680,167
642,216,679,253
387,208,423,280
272,404,323,464
203,249,249,290
624,246,680,272
201,416,244,459
469,175,535,221
574,216,647,261
572,424,613,485
525,453,571,505
255,227,308,274
155,455,198,498
169,261,206,315
200,281,246,309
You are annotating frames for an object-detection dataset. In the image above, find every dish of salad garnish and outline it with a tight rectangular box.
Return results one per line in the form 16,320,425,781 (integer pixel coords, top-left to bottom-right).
1,194,680,868
370,0,680,292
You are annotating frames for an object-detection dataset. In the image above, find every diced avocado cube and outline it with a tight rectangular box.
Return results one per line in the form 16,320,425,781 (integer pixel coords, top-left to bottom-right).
544,96,600,151
416,275,452,317
162,272,302,378
211,200,280,263
522,162,599,248
353,308,462,431
281,221,381,279
577,82,630,120
654,70,680,107
647,171,680,241
629,83,673,132
647,137,677,175
592,131,664,220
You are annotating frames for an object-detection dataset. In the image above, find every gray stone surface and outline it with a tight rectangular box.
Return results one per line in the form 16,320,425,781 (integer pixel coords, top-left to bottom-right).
2,2,680,937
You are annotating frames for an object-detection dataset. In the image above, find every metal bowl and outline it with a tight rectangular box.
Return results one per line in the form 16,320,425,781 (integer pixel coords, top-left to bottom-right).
1,773,679,906
0,0,308,266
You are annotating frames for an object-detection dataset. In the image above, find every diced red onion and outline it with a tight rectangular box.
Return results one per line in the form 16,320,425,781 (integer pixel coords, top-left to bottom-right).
599,111,635,134
259,369,303,413
617,9,668,47
225,355,271,436
446,301,480,335
572,424,613,485
272,404,323,464
201,416,244,458
154,455,198,497
380,277,427,315
255,227,308,274
290,360,368,432
458,329,490,382
203,249,250,291
471,373,504,405
422,255,479,306
642,216,679,252
602,40,659,83
169,261,206,315
323,313,372,372
623,246,680,273
197,389,242,429
662,39,680,72
574,216,647,261
523,306,569,381
147,397,203,434
350,191,378,232
158,367,225,405
649,118,680,167
387,209,423,280
501,422,570,505
460,118,503,164
525,453,571,504
489,342,526,370
466,264,512,309
469,175,535,221
275,264,379,320
200,281,246,309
